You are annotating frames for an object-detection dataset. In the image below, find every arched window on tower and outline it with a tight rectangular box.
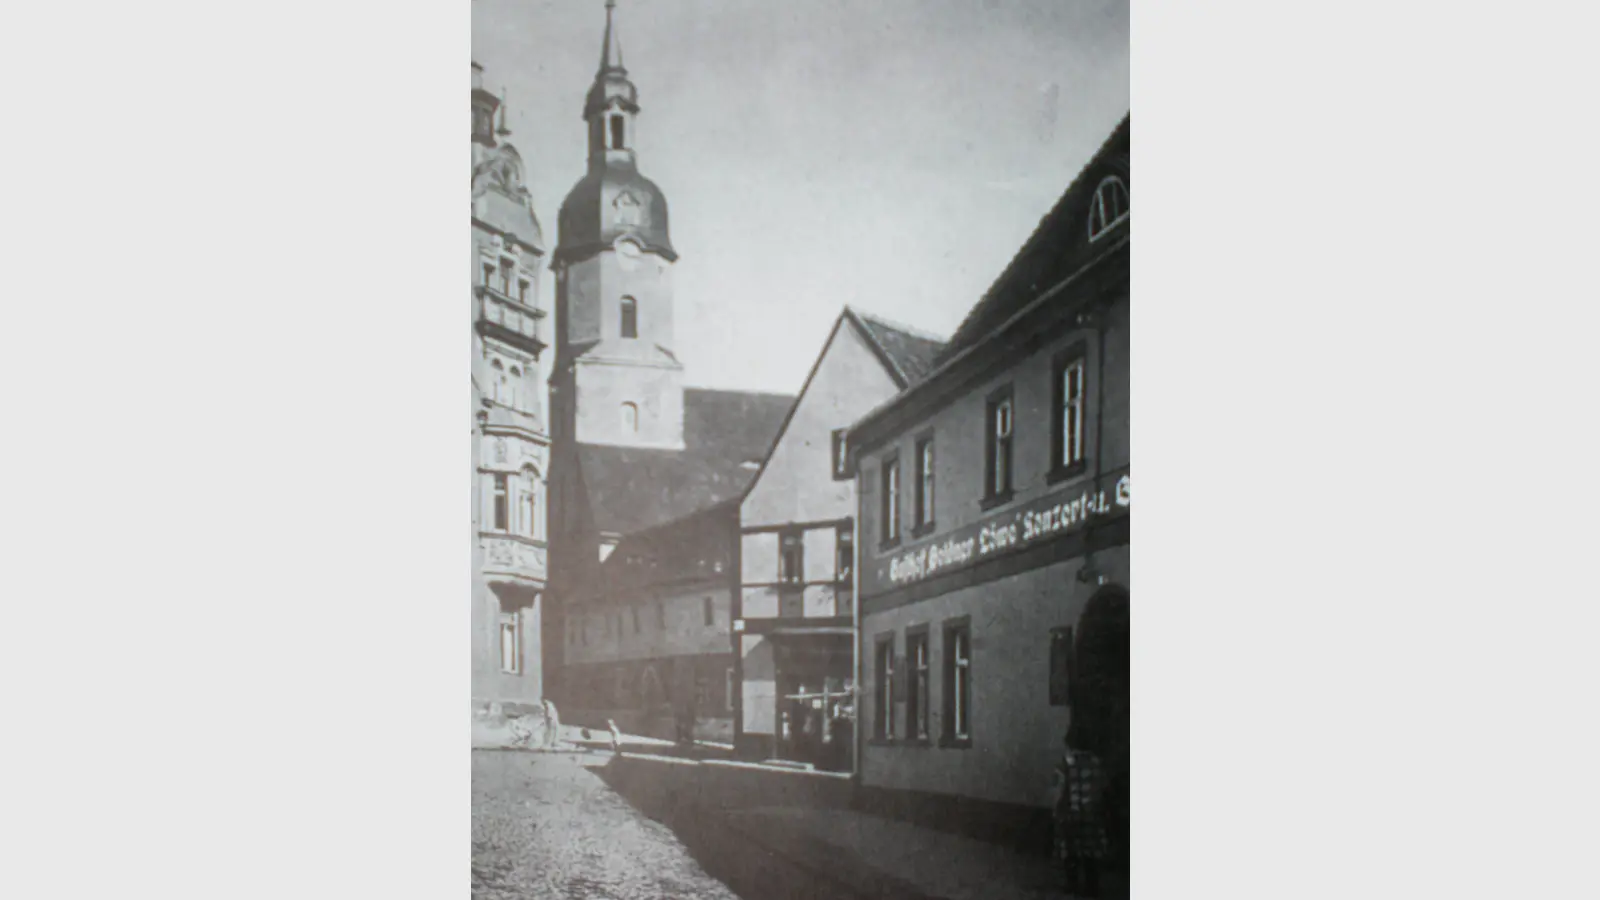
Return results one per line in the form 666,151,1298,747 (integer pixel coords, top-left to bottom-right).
620,296,638,339
610,114,626,150
621,402,639,434
1088,176,1130,241
490,359,505,404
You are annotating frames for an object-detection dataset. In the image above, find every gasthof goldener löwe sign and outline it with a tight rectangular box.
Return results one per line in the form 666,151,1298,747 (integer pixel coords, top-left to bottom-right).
868,466,1129,595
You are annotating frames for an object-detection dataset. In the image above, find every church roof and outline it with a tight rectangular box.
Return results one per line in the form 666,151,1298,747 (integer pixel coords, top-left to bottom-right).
574,387,794,535
848,308,947,388
555,164,675,262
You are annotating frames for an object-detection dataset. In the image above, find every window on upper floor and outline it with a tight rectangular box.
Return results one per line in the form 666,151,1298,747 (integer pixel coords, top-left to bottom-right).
779,531,804,585
830,428,849,481
610,114,626,150
1088,176,1130,241
507,365,522,410
880,454,901,546
620,296,638,339
517,466,543,541
621,402,638,434
492,473,509,531
490,359,506,405
836,526,854,583
481,259,495,288
703,596,715,627
1051,348,1089,480
499,257,516,295
632,605,641,635
656,600,666,630
518,277,531,305
914,437,936,532
984,387,1015,505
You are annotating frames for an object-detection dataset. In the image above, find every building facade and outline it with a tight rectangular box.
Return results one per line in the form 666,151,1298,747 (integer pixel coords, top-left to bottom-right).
734,308,944,766
844,116,1130,852
545,2,794,733
471,61,551,714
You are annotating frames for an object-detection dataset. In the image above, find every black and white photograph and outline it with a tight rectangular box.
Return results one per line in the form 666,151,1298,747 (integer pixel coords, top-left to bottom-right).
470,1,1127,896
9,1,1598,899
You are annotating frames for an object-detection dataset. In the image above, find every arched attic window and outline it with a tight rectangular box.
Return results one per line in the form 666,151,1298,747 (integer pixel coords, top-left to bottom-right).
1088,176,1130,241
620,296,638,339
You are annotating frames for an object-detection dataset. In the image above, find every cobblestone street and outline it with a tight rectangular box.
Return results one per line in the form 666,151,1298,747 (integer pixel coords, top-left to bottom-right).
473,748,740,900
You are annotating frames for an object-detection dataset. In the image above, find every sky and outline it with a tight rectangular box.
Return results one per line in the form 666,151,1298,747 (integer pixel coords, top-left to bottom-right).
473,0,1129,394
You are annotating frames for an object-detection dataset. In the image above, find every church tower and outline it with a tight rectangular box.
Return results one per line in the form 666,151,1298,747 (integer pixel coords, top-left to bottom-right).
551,0,685,451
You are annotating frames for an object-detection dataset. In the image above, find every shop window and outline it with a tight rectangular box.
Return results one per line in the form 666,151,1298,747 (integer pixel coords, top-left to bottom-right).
913,436,935,533
907,628,930,741
1051,347,1089,481
874,635,896,741
983,386,1015,506
1088,176,1130,241
942,617,972,746
779,530,804,584
880,454,901,546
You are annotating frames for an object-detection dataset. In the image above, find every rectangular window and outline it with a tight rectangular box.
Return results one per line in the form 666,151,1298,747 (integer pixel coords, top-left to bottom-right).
779,531,804,584
610,114,625,150
836,526,854,583
1052,350,1089,478
880,454,901,545
499,612,520,674
907,629,930,741
481,260,495,288
1049,626,1075,707
492,473,509,531
620,297,638,339
830,428,849,481
656,600,666,630
943,618,972,744
518,277,531,305
913,437,935,531
632,605,641,635
703,596,715,627
499,257,515,295
984,387,1015,504
874,635,896,740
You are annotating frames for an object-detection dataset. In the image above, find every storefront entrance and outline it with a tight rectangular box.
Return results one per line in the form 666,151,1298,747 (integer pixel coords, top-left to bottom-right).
772,633,854,771
1076,585,1130,870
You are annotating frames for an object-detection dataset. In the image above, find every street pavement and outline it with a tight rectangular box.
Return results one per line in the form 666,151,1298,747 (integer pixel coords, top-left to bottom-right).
472,746,1089,899
472,748,740,899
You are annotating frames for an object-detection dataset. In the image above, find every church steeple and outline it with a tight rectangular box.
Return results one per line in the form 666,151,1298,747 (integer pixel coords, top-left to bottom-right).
599,0,624,74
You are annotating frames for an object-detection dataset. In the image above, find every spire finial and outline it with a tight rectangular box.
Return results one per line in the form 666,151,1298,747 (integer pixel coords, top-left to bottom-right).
600,0,624,73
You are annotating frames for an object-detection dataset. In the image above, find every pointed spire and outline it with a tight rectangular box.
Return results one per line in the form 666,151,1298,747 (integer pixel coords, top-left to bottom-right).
599,0,625,74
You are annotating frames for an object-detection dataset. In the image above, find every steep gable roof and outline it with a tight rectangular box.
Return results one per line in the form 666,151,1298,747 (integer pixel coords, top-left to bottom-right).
848,309,947,388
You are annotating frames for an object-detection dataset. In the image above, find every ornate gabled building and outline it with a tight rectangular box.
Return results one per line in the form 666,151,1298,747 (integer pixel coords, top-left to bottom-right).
545,2,796,722
472,60,551,715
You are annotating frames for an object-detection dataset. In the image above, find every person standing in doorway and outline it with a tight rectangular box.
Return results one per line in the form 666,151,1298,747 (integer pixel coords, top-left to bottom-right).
1054,722,1112,897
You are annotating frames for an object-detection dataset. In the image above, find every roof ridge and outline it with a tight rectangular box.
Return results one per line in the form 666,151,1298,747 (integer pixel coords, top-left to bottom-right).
848,306,949,345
